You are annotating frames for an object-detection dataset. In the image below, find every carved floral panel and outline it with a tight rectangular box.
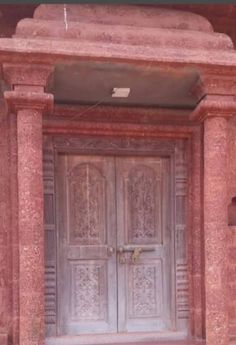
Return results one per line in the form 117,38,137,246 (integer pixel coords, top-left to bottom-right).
127,262,162,319
70,262,107,321
68,163,106,245
126,165,160,244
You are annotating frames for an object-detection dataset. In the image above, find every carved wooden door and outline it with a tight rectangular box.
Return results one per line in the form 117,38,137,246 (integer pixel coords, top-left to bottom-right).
116,157,171,332
57,155,117,335
57,154,171,336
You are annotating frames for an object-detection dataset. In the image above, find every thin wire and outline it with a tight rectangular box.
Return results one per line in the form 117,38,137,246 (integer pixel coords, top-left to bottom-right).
69,96,109,121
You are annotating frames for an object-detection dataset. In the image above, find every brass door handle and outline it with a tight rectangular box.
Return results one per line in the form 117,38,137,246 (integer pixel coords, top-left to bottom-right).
117,246,155,264
131,247,142,264
117,246,155,253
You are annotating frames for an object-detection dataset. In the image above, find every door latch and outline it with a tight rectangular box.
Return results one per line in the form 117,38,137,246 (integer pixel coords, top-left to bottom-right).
118,247,126,264
131,247,142,264
117,245,155,265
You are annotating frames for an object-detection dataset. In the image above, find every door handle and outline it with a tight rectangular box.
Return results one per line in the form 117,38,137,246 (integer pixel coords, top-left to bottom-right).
117,246,156,253
131,247,142,264
117,246,155,264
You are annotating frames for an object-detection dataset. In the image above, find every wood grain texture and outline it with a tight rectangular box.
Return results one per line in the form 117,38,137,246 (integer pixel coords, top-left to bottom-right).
44,135,189,341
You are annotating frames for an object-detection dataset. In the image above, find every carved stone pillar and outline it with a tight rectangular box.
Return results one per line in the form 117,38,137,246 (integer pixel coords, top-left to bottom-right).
191,95,236,345
3,64,54,345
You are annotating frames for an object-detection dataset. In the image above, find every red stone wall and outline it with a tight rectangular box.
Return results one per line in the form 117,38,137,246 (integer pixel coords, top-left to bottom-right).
228,118,236,201
228,228,236,339
227,118,236,340
0,100,12,345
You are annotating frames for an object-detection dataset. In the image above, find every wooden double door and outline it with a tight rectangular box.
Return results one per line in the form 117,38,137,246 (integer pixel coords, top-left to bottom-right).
57,154,172,336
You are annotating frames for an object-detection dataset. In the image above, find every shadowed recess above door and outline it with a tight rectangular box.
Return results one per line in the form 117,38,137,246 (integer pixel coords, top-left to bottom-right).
48,61,200,109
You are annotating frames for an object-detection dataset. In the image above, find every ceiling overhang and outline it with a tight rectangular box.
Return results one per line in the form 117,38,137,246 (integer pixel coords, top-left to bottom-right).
0,4,236,113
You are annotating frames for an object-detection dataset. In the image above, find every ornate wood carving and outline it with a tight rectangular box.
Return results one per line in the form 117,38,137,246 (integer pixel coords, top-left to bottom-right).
127,165,158,244
128,264,161,318
53,136,175,155
57,155,117,335
43,137,57,336
71,262,107,321
68,163,105,245
116,156,168,332
43,134,189,337
175,140,189,325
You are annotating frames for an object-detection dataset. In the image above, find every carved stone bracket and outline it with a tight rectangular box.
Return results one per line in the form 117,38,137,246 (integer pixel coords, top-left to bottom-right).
2,62,54,115
4,90,54,114
190,95,236,122
190,72,236,102
200,72,236,96
2,63,54,90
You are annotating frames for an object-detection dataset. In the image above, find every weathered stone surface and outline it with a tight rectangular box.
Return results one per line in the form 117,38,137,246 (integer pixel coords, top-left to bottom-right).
204,115,229,345
0,100,11,344
192,95,236,345
1,5,236,345
14,5,233,52
34,4,214,32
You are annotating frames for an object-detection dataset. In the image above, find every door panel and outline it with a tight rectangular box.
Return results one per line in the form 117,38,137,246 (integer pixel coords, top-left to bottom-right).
116,157,171,332
57,155,117,335
57,154,172,336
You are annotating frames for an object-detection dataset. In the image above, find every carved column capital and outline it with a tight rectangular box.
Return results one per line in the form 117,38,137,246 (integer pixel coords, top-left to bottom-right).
190,95,236,122
2,63,54,115
4,90,54,114
190,71,236,100
204,73,236,95
2,63,54,90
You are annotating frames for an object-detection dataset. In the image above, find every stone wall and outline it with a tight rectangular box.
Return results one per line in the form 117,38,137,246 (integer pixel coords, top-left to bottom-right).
228,228,236,339
0,100,11,345
227,118,236,340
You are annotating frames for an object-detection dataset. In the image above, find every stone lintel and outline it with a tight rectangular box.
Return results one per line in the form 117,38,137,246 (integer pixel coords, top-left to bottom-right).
4,90,54,114
2,63,54,90
190,94,236,122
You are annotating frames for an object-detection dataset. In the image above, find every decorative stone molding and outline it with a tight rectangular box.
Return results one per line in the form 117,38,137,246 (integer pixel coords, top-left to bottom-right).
201,73,236,96
15,19,233,51
2,63,54,90
34,5,214,32
190,73,236,101
190,95,236,122
4,90,53,114
0,334,8,345
14,5,234,52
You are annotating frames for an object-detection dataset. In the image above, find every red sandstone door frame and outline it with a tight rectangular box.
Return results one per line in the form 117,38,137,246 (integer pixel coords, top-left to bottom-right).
43,133,194,344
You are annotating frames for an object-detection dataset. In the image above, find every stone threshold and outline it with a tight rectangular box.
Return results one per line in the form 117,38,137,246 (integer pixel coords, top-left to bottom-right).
91,342,205,345
47,340,206,345
46,337,205,345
